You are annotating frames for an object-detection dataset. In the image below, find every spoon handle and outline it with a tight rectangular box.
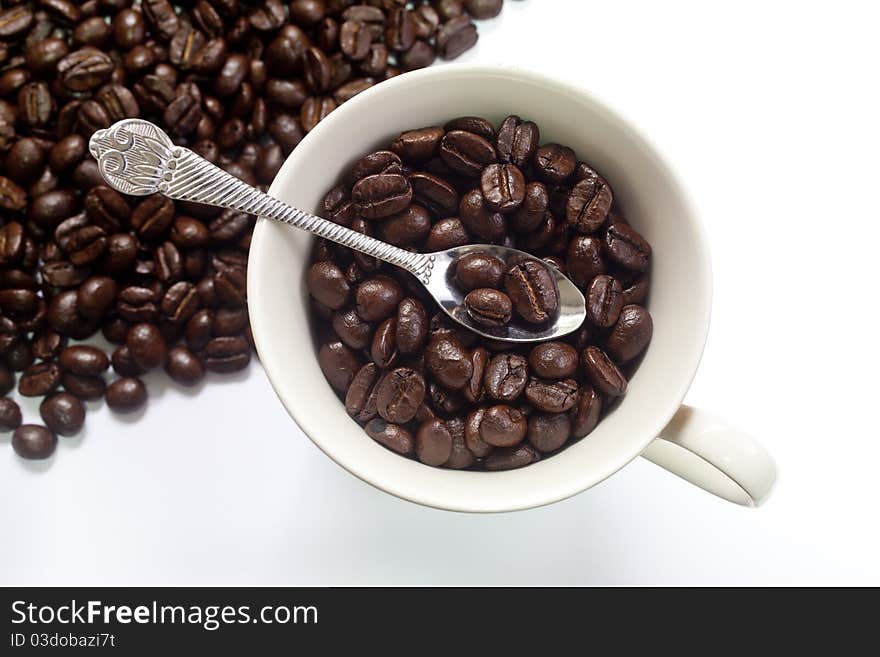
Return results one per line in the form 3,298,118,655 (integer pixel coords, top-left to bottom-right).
88,119,435,282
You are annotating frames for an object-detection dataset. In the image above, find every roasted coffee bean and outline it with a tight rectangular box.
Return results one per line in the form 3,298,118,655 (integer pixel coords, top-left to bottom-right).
40,392,85,437
352,173,413,220
527,412,571,453
355,276,402,322
464,346,488,403
416,418,453,466
102,233,138,275
143,0,180,41
386,7,415,51
331,308,373,351
126,323,167,370
0,222,24,264
443,416,475,468
582,346,628,396
12,424,56,460
168,212,211,249
464,288,512,327
84,186,129,233
462,407,492,458
351,152,403,182
318,340,361,391
409,171,458,215
606,305,653,363
345,362,381,423
534,143,576,184
19,361,62,397
437,15,477,59
428,380,465,415
111,345,145,378
566,236,606,288
459,188,506,242
567,168,613,233
371,317,398,368
154,241,183,284
605,222,652,271
112,9,146,48
524,377,579,413
106,377,146,412
42,261,87,288
445,116,494,141
60,224,107,267
59,345,109,376
395,297,427,355
479,404,527,447
375,366,425,424
0,176,26,213
160,282,199,325
340,20,372,60
587,274,624,328
18,81,53,126
504,260,559,324
211,307,246,338
58,48,113,92
74,16,111,48
425,335,472,389
78,275,119,321
391,126,445,163
32,330,65,361
484,443,539,470
95,84,139,123
455,251,505,291
426,217,469,251
131,195,174,241
4,339,34,371
203,335,251,373
6,138,44,184
440,130,496,177
528,342,578,379
496,115,539,168
0,398,22,432
480,163,525,213
0,6,34,40
570,386,602,439
46,289,88,338
620,273,649,307
213,266,246,307
483,353,528,401
62,371,105,401
379,204,431,246
0,364,14,395
164,346,205,386
364,418,414,455
466,0,504,19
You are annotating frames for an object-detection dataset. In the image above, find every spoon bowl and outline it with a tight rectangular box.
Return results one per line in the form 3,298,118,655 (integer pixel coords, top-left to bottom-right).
427,244,585,342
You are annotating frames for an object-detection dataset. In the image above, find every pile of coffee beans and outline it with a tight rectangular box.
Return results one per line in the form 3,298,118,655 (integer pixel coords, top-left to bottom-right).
309,114,654,471
0,1,507,460
456,253,558,328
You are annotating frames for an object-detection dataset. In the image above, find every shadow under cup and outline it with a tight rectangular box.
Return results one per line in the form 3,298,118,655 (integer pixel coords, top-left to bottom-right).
248,65,711,513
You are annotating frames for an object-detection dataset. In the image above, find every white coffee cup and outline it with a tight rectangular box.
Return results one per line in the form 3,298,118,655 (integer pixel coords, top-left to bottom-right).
247,65,776,512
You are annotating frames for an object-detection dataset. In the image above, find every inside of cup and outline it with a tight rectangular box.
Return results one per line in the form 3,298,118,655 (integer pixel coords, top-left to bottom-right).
251,66,711,512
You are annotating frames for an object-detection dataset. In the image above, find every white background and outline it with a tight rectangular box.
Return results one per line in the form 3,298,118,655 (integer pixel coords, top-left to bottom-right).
2,0,879,585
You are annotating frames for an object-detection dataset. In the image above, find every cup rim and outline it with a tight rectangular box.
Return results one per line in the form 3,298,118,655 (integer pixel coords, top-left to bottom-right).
248,64,713,513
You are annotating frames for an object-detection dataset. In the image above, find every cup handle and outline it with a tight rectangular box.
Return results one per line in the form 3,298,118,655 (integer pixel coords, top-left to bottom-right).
639,405,777,507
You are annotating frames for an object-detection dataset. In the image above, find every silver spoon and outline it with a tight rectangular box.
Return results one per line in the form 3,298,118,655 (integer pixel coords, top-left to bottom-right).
88,119,586,343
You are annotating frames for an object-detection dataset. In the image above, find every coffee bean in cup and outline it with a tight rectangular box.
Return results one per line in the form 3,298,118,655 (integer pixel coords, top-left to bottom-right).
309,115,654,470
